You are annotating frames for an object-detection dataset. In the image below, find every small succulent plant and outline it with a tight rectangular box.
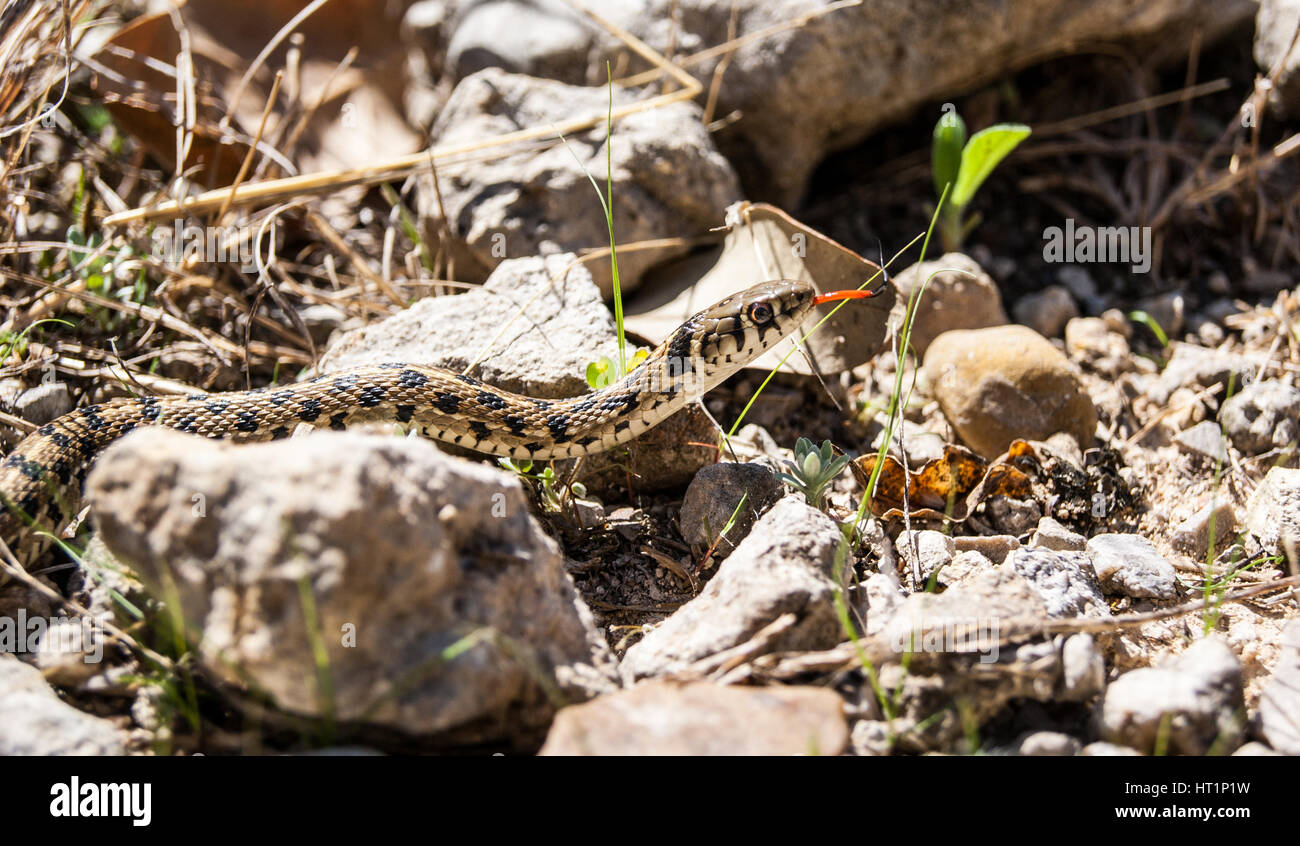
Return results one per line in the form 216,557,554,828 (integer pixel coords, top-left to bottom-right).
776,438,852,510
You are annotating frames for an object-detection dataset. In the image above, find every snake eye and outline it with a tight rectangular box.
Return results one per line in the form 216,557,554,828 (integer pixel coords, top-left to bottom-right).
748,301,774,324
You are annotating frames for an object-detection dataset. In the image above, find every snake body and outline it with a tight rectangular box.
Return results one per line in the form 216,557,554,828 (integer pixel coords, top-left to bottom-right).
1,279,833,565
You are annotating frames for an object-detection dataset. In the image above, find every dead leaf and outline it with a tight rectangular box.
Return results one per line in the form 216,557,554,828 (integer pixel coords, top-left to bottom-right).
852,439,1040,522
90,12,250,188
89,0,420,188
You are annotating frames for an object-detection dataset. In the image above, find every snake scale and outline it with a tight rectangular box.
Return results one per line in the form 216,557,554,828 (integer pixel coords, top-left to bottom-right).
0,280,874,566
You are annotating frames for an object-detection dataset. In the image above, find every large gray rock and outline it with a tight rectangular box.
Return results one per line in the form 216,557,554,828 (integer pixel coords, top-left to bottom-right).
1030,516,1087,552
86,429,617,747
1170,500,1237,560
0,655,126,755
539,679,848,755
433,0,1252,206
1014,285,1078,339
1218,380,1300,455
320,253,618,399
1100,637,1245,755
895,529,956,583
622,496,844,680
424,68,741,296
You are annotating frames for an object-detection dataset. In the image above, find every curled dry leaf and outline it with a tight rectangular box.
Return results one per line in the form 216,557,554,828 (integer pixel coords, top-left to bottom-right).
851,439,1038,522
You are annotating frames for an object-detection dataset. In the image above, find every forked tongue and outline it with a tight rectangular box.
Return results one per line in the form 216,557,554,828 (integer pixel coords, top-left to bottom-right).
812,288,878,306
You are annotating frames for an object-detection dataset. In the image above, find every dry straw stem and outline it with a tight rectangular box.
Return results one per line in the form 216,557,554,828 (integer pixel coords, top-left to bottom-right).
103,0,703,226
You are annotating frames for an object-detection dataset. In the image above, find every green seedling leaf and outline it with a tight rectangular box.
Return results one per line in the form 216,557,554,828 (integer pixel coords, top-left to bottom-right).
932,109,967,199
950,123,1031,209
586,358,612,390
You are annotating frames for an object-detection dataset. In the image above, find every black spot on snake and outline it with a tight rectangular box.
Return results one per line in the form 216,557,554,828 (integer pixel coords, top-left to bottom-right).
469,420,491,438
503,415,527,436
398,369,428,389
434,392,461,414
205,400,230,415
271,426,290,440
11,458,44,482
477,391,506,411
332,374,360,393
235,411,259,433
329,412,348,431
16,491,40,518
50,460,72,484
546,415,569,442
455,373,481,386
395,404,415,423
297,398,322,422
358,385,386,407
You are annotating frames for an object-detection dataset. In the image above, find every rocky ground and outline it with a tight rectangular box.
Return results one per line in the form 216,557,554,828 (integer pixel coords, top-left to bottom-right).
0,0,1298,756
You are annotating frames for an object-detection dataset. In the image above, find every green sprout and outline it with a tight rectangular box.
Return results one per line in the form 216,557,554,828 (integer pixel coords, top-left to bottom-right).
498,457,583,512
585,347,648,389
932,107,1031,251
776,438,852,511
1127,309,1169,347
0,318,74,361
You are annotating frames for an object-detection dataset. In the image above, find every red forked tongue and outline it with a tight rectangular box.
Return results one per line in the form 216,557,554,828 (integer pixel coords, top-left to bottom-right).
812,288,879,306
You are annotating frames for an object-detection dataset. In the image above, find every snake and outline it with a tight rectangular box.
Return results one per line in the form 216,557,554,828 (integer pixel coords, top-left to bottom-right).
0,279,876,566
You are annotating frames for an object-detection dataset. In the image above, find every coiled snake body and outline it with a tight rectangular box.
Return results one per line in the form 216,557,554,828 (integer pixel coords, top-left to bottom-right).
0,280,871,565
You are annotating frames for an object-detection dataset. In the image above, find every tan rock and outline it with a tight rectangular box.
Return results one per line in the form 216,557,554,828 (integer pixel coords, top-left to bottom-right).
539,680,848,756
923,325,1097,458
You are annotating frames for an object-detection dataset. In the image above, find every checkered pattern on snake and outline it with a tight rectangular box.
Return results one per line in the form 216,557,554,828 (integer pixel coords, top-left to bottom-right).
0,279,828,566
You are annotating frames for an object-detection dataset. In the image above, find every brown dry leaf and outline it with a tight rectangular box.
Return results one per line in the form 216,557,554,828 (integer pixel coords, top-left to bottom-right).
90,12,250,188
181,0,420,175
851,439,1039,521
89,0,419,188
624,202,897,376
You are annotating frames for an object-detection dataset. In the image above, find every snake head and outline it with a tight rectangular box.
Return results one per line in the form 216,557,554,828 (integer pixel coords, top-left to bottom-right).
691,279,881,366
692,279,819,361
646,278,883,400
